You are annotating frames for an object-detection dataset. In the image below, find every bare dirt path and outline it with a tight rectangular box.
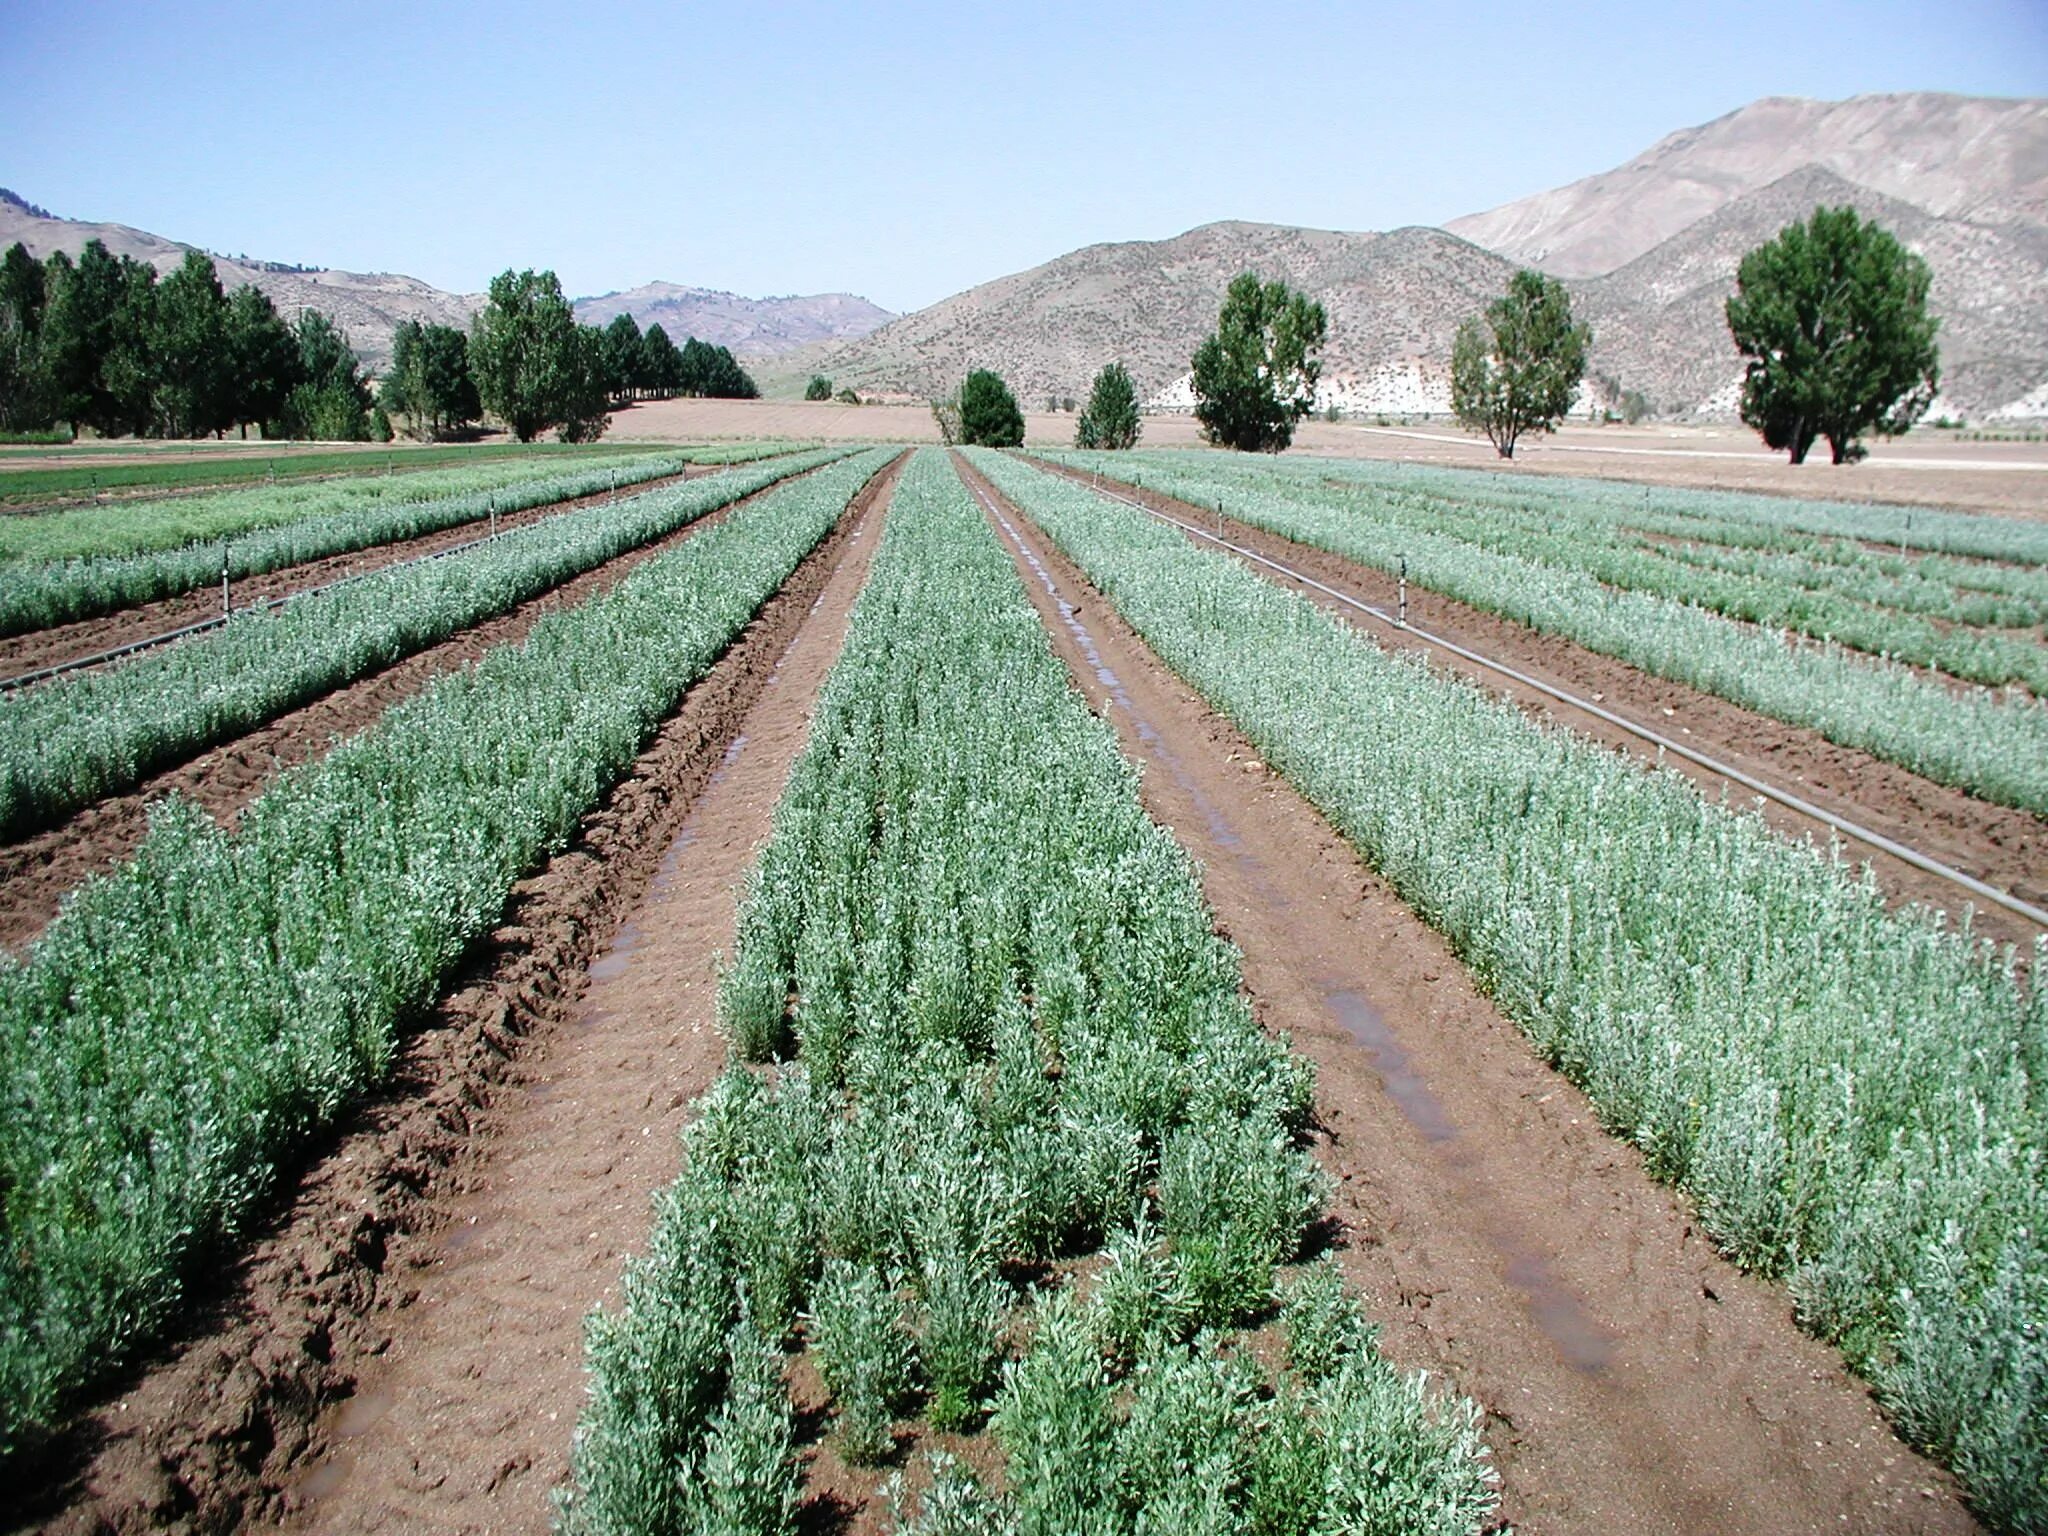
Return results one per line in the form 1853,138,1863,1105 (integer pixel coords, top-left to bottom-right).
17,454,903,1536
0,466,817,953
0,465,718,681
1027,457,2048,951
960,454,1979,1536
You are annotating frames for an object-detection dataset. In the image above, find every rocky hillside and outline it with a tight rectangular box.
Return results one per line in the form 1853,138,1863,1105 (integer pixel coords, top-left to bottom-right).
759,222,1519,412
573,282,892,356
1578,163,2048,419
0,192,892,375
783,93,2048,420
0,190,478,373
1447,93,2048,277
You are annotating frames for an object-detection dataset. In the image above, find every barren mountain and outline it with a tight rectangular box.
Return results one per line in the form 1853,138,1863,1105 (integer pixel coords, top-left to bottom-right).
573,282,892,356
1578,164,2048,419
0,191,478,373
0,192,891,375
784,93,2048,420
1447,93,2048,278
760,221,1519,412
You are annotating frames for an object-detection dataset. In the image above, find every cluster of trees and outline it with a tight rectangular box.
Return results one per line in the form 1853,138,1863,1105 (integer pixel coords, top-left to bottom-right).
0,243,767,444
1178,205,1937,466
0,241,377,440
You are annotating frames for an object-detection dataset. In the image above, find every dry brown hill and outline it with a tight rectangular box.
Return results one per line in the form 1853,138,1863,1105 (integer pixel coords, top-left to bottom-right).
0,191,478,374
771,93,2048,421
1579,164,2048,419
1446,93,2048,278
757,221,1519,412
573,282,892,356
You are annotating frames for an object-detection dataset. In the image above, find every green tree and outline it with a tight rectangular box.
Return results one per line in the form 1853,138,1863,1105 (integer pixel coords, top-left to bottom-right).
1190,272,1326,452
1450,268,1591,459
97,255,159,438
280,309,371,440
150,251,232,437
601,313,643,402
39,242,122,433
676,336,758,399
1075,361,1141,450
641,323,683,397
557,324,612,442
469,267,582,441
957,368,1024,447
0,243,52,431
223,284,300,437
1725,205,1940,465
804,374,832,402
385,320,480,439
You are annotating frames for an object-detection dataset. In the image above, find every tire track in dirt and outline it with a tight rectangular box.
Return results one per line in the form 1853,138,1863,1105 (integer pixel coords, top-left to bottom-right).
14,453,903,1536
963,454,1978,1536
1028,457,2048,952
0,465,719,680
0,464,825,953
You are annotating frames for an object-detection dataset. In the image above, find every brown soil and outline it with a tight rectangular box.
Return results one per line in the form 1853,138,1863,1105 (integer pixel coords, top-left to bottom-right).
0,466,717,681
958,453,1980,1536
1028,457,2048,952
12,453,902,1536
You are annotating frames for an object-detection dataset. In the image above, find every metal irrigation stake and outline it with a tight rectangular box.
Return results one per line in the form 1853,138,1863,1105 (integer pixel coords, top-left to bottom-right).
1398,556,1408,628
221,546,231,617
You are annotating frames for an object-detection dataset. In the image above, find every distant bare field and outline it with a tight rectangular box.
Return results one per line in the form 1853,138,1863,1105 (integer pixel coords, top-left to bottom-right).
609,398,2048,516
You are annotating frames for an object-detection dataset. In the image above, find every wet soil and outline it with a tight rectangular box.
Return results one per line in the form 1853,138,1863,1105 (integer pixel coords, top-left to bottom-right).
12,454,902,1536
1029,457,2048,952
961,453,1981,1536
0,466,716,681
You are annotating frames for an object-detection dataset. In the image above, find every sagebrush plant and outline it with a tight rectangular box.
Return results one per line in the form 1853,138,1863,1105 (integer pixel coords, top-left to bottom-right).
1049,446,2048,809
0,446,766,633
886,1452,1014,1536
0,449,897,1466
564,450,1498,1532
807,1260,917,1464
0,449,851,838
978,447,2047,1533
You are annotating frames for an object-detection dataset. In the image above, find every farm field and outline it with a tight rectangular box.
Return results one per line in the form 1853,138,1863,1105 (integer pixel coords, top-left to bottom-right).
0,440,722,512
1037,448,2048,911
2,441,2034,1536
603,398,2048,515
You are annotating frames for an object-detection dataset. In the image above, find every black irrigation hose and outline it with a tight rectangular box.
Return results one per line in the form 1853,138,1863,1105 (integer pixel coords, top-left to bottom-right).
1064,467,2048,932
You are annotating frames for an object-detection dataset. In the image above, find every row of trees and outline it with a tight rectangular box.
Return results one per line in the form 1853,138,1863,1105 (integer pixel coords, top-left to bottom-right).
1173,204,1939,463
0,242,764,444
0,242,376,439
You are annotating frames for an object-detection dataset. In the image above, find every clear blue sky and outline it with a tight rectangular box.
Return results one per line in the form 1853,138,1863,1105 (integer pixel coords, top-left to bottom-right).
2,0,2043,313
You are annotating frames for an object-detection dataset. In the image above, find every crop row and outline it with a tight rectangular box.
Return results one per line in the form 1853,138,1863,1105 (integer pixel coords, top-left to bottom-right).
0,448,894,1463
976,449,2047,1533
1141,449,2048,692
0,449,849,841
0,446,748,636
560,450,1497,1536
1051,449,2048,815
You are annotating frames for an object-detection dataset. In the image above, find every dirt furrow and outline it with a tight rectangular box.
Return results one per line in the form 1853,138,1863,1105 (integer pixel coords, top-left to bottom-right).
965,455,1977,1536
1030,457,2048,949
14,453,902,1536
0,465,715,680
0,466,815,953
